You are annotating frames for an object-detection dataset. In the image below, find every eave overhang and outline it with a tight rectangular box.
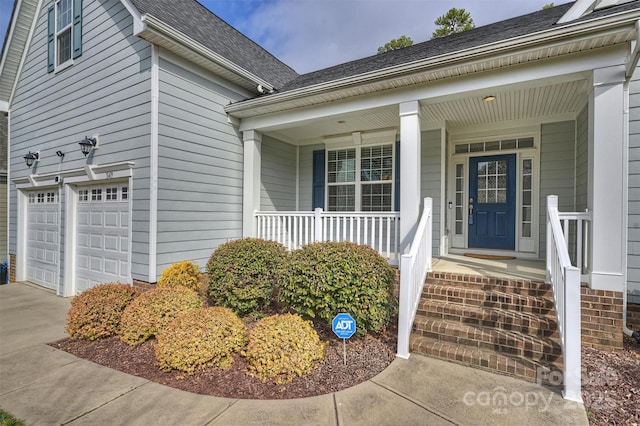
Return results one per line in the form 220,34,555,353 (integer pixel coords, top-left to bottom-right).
225,7,640,119
133,13,274,95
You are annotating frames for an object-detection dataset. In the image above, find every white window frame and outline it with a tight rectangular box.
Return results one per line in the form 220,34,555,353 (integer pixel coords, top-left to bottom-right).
326,143,396,212
55,0,74,70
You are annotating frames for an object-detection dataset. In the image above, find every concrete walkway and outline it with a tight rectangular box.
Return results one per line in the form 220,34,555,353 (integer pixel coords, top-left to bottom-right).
0,282,588,426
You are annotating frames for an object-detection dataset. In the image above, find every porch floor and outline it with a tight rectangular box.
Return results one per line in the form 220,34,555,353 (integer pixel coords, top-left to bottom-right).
431,254,546,282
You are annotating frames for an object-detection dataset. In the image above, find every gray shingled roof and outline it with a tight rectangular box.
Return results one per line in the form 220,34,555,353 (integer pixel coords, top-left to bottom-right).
130,0,298,88
277,1,640,93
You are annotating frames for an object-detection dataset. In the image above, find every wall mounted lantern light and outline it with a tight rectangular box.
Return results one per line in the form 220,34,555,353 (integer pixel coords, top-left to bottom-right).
23,151,39,168
56,150,65,159
483,95,497,102
79,136,98,156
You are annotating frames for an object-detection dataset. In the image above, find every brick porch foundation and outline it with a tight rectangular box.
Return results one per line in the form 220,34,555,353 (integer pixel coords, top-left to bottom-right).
628,302,640,331
580,287,623,351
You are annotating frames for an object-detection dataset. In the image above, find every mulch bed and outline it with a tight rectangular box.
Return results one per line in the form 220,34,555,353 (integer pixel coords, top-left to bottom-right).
49,327,397,400
581,336,640,425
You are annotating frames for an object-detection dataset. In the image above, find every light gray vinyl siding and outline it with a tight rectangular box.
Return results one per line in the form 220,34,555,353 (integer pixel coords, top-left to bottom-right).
627,74,640,294
575,106,588,211
538,121,576,260
156,57,247,277
421,129,442,256
298,144,324,210
261,136,296,211
8,0,152,285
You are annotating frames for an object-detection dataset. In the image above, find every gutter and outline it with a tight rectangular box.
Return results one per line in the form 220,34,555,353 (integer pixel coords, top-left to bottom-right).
226,7,640,115
139,14,274,94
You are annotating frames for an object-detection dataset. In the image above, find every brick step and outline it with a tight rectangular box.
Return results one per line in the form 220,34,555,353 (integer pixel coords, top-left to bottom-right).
410,335,564,384
421,283,555,316
426,272,552,298
416,299,559,337
413,317,562,363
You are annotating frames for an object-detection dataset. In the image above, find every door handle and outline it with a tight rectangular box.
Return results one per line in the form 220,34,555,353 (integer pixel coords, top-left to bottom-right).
468,198,474,225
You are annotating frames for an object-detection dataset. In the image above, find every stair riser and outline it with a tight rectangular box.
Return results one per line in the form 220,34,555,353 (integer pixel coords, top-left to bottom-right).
412,323,562,360
410,336,563,385
426,278,553,298
416,307,559,338
422,286,554,315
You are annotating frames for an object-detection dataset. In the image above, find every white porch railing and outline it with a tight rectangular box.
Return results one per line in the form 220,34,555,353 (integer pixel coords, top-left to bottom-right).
546,195,583,403
397,197,433,359
255,209,401,263
557,210,591,280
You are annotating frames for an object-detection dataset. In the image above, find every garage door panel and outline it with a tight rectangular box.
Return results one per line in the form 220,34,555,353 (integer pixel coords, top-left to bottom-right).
26,191,59,291
75,184,130,294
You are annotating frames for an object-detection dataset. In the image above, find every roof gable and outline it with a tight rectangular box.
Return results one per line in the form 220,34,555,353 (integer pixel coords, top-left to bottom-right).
129,0,298,89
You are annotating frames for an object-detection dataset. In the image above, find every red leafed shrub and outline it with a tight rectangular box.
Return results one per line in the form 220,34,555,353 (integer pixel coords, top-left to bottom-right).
66,283,140,340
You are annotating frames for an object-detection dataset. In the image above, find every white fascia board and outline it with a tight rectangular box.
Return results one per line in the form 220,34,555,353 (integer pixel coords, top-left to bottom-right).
119,0,146,34
0,101,8,113
140,14,273,93
227,7,640,117
13,162,135,189
238,46,627,132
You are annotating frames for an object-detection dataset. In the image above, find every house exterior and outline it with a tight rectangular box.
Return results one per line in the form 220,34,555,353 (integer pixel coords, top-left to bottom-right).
1,0,639,358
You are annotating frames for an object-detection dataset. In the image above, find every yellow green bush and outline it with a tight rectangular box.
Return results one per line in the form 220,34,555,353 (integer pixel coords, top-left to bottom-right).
279,241,396,336
207,238,288,317
158,260,202,292
155,307,247,373
243,314,326,384
118,286,203,346
65,283,140,340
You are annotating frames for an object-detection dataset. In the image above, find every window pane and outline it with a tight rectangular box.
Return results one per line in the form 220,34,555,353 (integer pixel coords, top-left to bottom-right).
57,28,71,64
57,0,72,28
328,185,355,211
362,183,392,212
328,149,356,184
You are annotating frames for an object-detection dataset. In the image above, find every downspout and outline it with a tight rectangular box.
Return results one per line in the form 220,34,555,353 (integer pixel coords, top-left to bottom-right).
624,21,640,343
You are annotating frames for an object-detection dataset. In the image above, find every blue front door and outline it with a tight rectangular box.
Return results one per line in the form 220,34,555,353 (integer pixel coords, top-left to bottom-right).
468,154,516,250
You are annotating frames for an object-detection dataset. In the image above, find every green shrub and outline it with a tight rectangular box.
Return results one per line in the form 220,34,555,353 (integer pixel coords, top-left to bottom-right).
207,238,288,317
158,260,202,292
65,283,140,340
118,286,203,346
280,241,395,336
243,314,326,384
155,307,247,373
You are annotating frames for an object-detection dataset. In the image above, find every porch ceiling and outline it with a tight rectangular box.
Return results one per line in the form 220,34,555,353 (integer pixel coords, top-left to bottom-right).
267,79,589,144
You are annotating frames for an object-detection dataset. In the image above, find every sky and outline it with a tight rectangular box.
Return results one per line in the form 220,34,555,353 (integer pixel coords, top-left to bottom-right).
0,0,566,74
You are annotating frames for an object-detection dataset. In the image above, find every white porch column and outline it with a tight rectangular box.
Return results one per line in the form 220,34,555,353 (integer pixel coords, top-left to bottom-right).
588,65,627,292
242,130,262,238
399,101,421,253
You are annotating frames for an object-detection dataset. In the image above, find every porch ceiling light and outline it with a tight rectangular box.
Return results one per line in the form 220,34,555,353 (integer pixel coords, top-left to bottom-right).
23,151,39,168
483,95,497,102
79,136,98,156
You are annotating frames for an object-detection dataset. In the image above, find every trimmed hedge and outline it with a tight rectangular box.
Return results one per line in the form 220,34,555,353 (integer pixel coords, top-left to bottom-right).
66,283,140,340
243,313,326,384
118,286,203,346
158,260,202,292
207,238,288,317
155,307,247,373
279,241,395,336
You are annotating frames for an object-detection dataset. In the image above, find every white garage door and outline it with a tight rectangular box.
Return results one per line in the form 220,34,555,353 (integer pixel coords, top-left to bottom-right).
26,190,60,290
75,184,130,294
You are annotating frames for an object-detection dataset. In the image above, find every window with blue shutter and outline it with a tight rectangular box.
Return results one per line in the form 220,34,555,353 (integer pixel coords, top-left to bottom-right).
48,0,82,72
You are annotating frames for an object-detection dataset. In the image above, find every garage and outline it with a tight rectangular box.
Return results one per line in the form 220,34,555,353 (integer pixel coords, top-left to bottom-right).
26,190,60,291
75,183,130,294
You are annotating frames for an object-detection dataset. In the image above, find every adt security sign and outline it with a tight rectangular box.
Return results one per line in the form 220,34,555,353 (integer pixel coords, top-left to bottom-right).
332,313,356,339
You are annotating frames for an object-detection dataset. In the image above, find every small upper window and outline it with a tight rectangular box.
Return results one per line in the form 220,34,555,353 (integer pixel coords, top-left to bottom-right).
56,0,72,65
48,0,82,72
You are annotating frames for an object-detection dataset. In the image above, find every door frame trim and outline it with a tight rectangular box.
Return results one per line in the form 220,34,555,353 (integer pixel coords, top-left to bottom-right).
447,130,540,256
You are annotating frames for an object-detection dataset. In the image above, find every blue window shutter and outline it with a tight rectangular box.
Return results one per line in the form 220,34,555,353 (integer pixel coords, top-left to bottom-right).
394,140,400,211
72,0,82,59
312,150,325,210
47,7,55,72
